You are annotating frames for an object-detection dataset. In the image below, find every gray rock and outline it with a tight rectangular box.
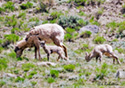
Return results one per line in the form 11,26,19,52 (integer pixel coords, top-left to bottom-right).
79,25,99,34
116,70,125,78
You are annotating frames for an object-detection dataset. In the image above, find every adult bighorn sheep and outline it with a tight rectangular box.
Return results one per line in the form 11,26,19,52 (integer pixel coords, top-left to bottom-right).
85,44,121,64
25,23,67,58
40,41,68,61
14,35,41,60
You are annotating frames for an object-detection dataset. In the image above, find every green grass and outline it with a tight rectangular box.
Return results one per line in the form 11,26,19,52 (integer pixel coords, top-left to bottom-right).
20,1,33,10
50,70,59,78
22,63,36,72
47,77,55,83
4,34,19,43
0,81,6,87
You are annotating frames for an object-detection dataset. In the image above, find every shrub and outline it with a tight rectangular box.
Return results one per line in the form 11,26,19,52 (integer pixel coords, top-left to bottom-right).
64,64,75,72
106,21,118,32
80,31,92,38
20,2,33,10
0,81,6,87
22,63,36,72
0,7,5,13
82,44,89,50
64,33,72,41
58,15,87,29
0,47,4,53
18,12,26,19
115,48,124,54
78,11,86,16
50,11,63,20
89,16,100,26
94,63,109,80
4,34,19,43
0,58,8,71
50,70,59,78
121,81,125,86
15,77,25,82
93,35,106,44
8,51,16,58
47,77,55,83
117,25,125,34
3,1,15,11
5,15,17,27
11,28,20,33
31,81,37,86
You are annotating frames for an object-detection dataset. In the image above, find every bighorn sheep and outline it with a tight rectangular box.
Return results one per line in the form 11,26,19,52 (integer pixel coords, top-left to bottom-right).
85,44,121,64
14,35,41,60
25,23,68,58
40,41,68,61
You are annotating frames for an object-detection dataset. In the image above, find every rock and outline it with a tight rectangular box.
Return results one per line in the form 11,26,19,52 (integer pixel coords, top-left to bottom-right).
37,62,56,67
4,73,17,78
52,67,64,72
79,25,99,34
116,70,125,78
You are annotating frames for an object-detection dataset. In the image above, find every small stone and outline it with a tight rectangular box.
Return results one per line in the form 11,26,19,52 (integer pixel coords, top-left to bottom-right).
116,70,125,78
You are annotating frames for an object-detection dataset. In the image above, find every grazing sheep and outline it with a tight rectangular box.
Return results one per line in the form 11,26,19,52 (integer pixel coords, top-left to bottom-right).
85,44,121,64
40,41,68,61
14,35,41,60
25,23,68,58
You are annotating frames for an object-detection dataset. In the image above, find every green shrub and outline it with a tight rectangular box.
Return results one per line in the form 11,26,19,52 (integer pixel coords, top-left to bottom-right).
117,25,125,34
0,58,8,71
74,49,83,54
15,77,25,82
115,48,124,54
5,15,17,27
0,7,5,13
82,44,89,50
11,28,20,33
78,11,86,16
8,51,16,58
0,47,4,53
93,35,106,44
106,21,118,32
58,15,87,29
121,81,125,86
20,2,33,10
47,77,55,83
0,81,6,87
3,1,15,11
18,12,26,19
22,63,36,72
64,33,72,41
94,63,109,80
50,11,64,20
31,81,37,86
4,34,19,43
64,64,75,72
50,70,59,78
89,16,100,26
80,31,92,38
29,71,37,76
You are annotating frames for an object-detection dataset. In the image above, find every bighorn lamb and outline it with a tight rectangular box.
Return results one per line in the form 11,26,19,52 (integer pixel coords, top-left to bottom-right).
40,41,68,61
25,23,68,58
14,35,41,60
85,44,121,64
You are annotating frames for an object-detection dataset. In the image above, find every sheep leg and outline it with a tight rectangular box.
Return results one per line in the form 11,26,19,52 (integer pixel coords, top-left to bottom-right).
96,56,98,63
35,47,37,59
34,40,41,60
61,45,68,57
57,55,61,61
98,52,102,63
47,54,50,61
111,53,121,64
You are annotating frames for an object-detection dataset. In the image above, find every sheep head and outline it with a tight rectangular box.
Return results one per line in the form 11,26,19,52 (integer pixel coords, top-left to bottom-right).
85,52,91,62
14,40,27,58
14,46,23,58
40,41,46,47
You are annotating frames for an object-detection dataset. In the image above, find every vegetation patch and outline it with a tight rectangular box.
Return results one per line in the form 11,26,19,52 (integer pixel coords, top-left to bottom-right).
93,35,106,44
64,64,75,72
0,58,8,71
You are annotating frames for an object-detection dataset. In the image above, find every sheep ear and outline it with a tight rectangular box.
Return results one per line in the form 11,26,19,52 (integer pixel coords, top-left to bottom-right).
85,52,88,56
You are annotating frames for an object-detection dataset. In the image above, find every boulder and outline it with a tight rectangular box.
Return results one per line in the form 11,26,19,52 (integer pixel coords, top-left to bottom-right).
79,25,99,34
37,62,56,67
116,70,125,78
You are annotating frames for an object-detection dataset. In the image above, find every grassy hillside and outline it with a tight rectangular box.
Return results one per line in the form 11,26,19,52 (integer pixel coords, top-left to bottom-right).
0,0,125,88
